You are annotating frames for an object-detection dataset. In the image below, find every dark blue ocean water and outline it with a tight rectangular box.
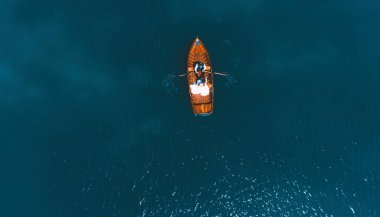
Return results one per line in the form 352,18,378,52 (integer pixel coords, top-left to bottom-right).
1,0,380,216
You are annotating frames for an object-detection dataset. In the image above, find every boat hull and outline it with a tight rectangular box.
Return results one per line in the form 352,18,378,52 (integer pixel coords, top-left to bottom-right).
187,37,214,115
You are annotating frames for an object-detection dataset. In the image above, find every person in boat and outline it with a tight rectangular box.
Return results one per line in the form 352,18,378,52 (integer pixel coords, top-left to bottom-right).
194,62,206,85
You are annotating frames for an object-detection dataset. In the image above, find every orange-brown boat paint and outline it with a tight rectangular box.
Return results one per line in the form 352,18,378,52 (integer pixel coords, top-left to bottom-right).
187,37,214,116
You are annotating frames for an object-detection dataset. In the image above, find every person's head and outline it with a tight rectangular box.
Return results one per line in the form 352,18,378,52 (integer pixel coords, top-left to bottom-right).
194,62,204,72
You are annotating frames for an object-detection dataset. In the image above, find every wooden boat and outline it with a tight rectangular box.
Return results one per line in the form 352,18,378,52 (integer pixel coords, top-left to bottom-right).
187,37,214,116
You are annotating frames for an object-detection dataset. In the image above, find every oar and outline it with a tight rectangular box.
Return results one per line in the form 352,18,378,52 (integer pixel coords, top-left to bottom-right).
214,72,229,76
180,72,229,77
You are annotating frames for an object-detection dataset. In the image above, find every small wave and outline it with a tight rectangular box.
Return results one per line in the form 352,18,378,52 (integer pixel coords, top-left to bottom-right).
161,74,179,95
